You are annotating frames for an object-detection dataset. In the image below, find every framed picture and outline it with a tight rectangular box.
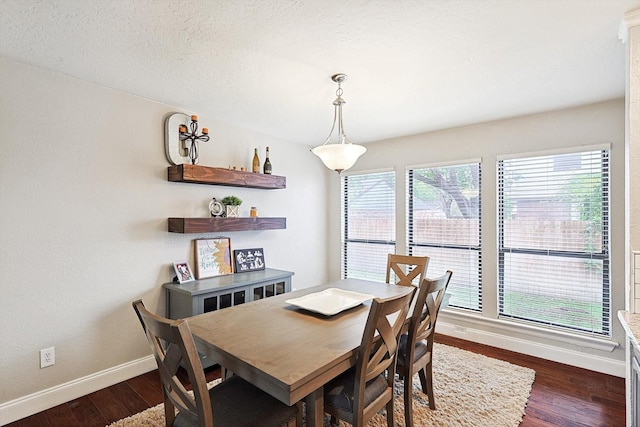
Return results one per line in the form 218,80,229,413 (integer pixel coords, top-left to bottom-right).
194,237,233,279
173,261,195,284
234,248,265,273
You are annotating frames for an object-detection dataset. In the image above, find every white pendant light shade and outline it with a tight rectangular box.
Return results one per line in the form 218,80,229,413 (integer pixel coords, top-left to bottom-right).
312,73,366,173
311,143,366,173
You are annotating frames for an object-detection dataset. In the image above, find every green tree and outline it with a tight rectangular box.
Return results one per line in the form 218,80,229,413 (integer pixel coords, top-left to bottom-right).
413,164,480,219
560,172,603,258
560,173,602,222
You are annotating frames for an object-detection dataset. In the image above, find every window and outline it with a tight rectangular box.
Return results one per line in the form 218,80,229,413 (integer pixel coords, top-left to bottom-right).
342,171,395,281
498,149,610,336
407,162,482,311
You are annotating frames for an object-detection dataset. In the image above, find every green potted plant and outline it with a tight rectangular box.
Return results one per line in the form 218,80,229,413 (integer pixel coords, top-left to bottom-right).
221,195,242,217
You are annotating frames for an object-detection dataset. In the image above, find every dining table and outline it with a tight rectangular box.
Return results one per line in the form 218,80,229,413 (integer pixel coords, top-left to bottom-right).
187,277,414,427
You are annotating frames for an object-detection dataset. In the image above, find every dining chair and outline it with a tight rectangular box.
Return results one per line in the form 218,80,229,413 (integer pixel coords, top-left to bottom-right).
385,254,429,287
396,271,452,427
323,287,416,427
132,300,299,427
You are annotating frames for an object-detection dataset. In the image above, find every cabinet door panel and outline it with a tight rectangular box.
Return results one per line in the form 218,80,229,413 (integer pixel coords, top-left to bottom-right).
633,349,640,427
220,293,232,309
203,296,218,313
253,286,264,300
266,284,275,297
234,290,246,305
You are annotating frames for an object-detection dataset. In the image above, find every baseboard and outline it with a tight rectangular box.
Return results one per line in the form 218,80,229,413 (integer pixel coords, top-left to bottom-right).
437,321,626,377
0,355,156,426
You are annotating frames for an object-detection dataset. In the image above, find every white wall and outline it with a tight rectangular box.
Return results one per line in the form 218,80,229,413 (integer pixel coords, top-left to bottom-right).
0,57,331,419
329,99,627,375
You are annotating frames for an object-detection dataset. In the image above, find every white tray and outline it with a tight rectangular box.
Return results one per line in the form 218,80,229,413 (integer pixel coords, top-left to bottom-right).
286,288,375,316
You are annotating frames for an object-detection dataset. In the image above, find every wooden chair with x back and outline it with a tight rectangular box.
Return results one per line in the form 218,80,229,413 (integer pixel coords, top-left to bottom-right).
396,271,452,427
132,300,299,427
385,254,429,287
323,287,416,427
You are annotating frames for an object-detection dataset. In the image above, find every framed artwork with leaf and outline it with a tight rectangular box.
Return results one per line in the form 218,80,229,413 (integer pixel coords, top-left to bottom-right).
194,237,233,279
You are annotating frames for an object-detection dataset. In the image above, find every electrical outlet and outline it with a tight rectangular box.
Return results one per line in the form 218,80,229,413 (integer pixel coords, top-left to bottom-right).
40,347,55,368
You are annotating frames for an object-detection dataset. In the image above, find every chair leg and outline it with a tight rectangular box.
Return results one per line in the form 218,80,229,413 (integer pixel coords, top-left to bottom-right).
295,402,303,427
418,364,436,410
403,374,414,427
386,398,394,427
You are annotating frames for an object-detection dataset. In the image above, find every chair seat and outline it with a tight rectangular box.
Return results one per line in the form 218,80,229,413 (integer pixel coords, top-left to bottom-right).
174,375,298,427
324,368,389,413
396,334,428,368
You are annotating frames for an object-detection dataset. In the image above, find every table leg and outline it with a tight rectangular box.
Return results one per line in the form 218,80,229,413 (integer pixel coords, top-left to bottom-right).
304,387,324,427
221,367,233,380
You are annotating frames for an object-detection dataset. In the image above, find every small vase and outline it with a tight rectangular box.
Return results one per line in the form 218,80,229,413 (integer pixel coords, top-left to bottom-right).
226,205,239,217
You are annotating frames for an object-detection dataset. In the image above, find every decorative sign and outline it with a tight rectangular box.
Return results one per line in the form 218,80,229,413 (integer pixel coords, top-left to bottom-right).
234,248,265,273
194,238,233,279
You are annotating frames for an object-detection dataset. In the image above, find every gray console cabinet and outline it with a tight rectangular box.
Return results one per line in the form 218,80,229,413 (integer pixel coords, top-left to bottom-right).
163,268,294,319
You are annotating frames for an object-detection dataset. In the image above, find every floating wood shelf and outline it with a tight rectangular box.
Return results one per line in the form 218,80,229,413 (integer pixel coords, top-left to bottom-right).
168,164,286,189
169,217,287,233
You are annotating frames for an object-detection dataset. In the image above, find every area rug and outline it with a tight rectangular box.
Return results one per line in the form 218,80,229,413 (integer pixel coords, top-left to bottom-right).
107,343,535,427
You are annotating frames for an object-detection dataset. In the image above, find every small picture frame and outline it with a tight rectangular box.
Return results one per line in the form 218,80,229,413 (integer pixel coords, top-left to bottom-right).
234,248,265,273
194,237,233,279
173,261,195,284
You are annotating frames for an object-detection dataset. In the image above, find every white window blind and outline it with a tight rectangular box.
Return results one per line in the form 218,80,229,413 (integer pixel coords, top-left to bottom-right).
407,162,482,311
498,149,610,336
342,171,395,281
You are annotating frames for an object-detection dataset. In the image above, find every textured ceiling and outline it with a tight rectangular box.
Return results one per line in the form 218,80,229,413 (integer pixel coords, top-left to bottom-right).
1,0,639,145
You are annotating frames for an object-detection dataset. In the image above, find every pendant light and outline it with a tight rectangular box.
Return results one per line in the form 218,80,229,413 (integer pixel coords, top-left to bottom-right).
311,74,366,173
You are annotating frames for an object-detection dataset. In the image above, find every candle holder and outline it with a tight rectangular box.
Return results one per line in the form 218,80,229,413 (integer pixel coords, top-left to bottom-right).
178,115,210,164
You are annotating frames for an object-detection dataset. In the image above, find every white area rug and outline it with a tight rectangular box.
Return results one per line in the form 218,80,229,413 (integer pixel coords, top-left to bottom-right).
108,343,535,427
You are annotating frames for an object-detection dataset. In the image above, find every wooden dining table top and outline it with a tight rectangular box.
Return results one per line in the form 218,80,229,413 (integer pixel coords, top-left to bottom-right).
187,278,413,409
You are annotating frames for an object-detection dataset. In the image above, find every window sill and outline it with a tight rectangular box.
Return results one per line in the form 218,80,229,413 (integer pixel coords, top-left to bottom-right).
439,308,619,352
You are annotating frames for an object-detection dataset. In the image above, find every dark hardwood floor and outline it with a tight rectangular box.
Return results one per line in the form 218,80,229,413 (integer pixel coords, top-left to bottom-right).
438,335,626,427
6,334,626,427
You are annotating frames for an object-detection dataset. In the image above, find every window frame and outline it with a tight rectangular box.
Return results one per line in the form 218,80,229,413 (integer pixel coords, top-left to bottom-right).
497,147,611,337
406,159,483,312
341,169,396,281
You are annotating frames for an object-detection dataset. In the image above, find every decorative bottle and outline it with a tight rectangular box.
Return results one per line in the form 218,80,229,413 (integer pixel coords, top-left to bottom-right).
252,148,260,173
263,146,272,174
